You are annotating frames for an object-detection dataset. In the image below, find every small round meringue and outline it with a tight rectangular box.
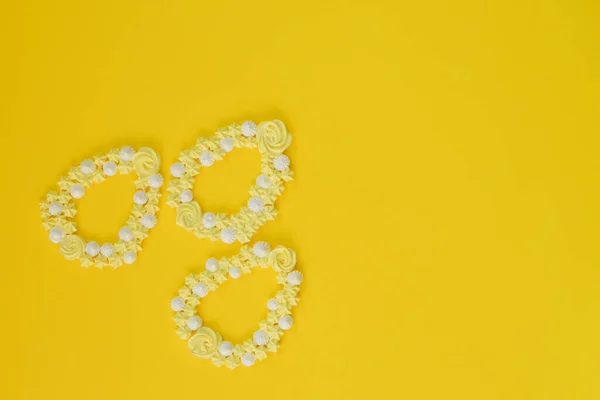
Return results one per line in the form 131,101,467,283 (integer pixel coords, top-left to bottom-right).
148,173,164,188
103,161,117,176
49,227,65,243
141,214,157,228
219,341,234,356
199,151,214,166
192,282,208,297
100,243,114,257
221,227,236,244
187,315,203,330
220,137,234,152
85,241,100,256
120,146,135,161
170,296,185,312
267,298,279,311
274,155,290,171
287,270,303,285
123,251,137,264
256,174,271,189
253,330,269,346
80,159,96,174
170,162,185,177
202,212,216,228
248,197,264,213
179,189,193,203
241,353,256,366
205,257,219,272
241,120,257,137
70,184,85,199
118,226,134,242
278,315,293,330
48,201,62,216
133,190,148,205
253,241,271,258
229,267,241,279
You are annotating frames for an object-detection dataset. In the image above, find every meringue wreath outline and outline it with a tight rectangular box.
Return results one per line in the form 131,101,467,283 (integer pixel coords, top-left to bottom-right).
170,243,302,369
39,146,163,268
166,120,294,244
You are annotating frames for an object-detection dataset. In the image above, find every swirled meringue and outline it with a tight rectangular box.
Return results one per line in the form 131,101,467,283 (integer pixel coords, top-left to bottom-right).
273,154,290,171
80,159,96,174
187,315,203,330
170,296,185,311
176,201,202,229
202,212,216,228
253,329,269,345
241,353,256,366
170,162,185,177
253,241,271,258
205,257,219,272
219,341,234,356
268,246,297,273
132,147,160,178
133,190,148,205
221,227,236,244
267,298,279,311
123,251,137,264
85,241,100,256
120,146,135,161
100,243,115,257
141,214,157,228
49,227,65,243
287,270,303,285
257,120,291,156
241,120,257,137
220,137,234,152
119,226,134,242
229,267,241,279
103,161,117,176
256,174,271,189
48,201,62,216
278,315,293,330
192,282,209,297
199,151,215,166
248,197,264,213
70,184,85,199
179,189,193,203
60,235,86,260
148,173,164,188
188,327,221,358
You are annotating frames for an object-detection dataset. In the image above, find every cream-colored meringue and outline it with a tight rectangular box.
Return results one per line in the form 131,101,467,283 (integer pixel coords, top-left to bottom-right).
256,174,271,189
219,341,234,356
180,189,193,203
187,315,203,330
205,257,219,272
133,190,148,205
70,184,85,199
48,201,62,216
170,162,185,177
253,330,269,345
241,120,257,137
148,173,164,188
220,137,234,152
221,227,236,244
253,241,271,258
248,197,264,213
199,151,215,166
202,212,215,228
229,267,241,279
103,161,117,176
241,353,256,366
85,241,100,256
119,226,134,242
100,243,114,257
267,298,279,311
192,282,209,297
49,227,65,243
120,146,135,161
141,214,157,228
170,296,185,312
273,155,290,171
278,315,293,330
287,270,303,285
80,159,96,174
123,251,137,264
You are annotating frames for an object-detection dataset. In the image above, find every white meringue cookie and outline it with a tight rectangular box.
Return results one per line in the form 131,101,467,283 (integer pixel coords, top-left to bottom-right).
221,227,236,244
133,190,148,205
192,282,208,297
253,241,271,258
219,341,234,356
267,298,279,311
187,315,203,330
241,120,257,137
80,159,96,174
253,329,269,345
274,155,290,171
123,251,137,264
118,226,134,242
85,241,100,256
100,243,114,257
179,189,193,203
170,162,185,177
70,184,85,199
202,212,216,228
248,197,264,213
278,315,293,330
199,151,214,166
103,161,117,176
48,201,62,216
287,270,303,285
205,257,219,272
229,267,241,279
120,146,135,161
49,227,65,243
220,137,234,152
256,174,271,189
241,353,256,366
170,296,185,312
148,173,164,188
141,214,157,228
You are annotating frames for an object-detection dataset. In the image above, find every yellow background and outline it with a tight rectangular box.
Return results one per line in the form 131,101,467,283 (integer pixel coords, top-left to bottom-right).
2,1,600,399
